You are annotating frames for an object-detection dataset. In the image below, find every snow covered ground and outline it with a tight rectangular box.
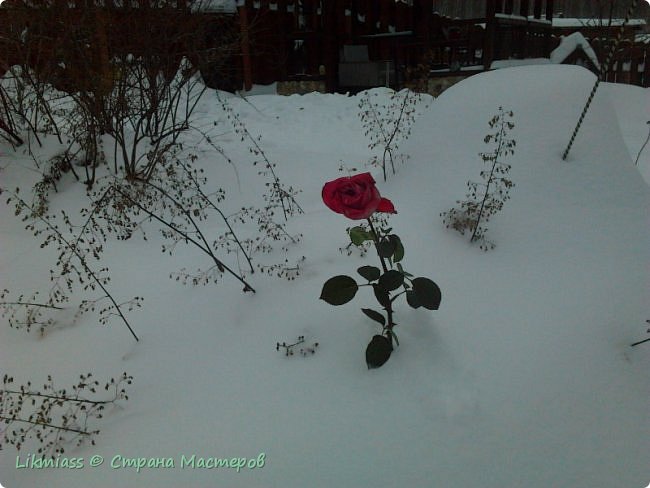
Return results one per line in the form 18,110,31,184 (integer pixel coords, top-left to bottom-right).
0,64,649,488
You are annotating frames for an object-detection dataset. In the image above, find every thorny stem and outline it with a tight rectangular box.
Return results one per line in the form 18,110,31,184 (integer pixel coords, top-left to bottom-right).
367,218,388,274
367,218,395,345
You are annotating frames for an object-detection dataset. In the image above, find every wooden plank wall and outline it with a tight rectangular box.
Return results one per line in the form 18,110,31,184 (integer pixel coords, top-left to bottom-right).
236,0,563,88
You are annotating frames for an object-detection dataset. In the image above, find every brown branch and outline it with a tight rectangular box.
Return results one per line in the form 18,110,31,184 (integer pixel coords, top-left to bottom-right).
0,302,64,310
2,389,114,406
0,415,94,437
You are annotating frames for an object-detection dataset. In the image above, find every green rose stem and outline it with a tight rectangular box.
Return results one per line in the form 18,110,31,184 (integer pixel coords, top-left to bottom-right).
366,217,395,346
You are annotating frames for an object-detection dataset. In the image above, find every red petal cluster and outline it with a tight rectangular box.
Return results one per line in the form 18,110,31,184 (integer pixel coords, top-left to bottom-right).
322,172,396,220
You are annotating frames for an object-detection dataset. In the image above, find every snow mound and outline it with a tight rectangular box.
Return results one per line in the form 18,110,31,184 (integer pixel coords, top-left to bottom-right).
550,32,601,70
0,64,648,488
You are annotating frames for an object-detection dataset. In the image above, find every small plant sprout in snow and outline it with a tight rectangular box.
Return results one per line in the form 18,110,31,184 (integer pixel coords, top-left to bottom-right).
320,172,441,369
441,107,516,251
276,336,319,357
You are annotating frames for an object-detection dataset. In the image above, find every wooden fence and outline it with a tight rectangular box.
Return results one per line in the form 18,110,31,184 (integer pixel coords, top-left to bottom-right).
590,39,649,87
240,0,555,90
0,0,562,92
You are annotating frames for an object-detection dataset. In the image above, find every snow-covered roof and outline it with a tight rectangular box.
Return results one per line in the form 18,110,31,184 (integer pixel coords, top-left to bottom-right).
552,17,647,28
490,58,551,69
193,0,236,13
635,33,650,44
550,32,600,70
495,13,528,21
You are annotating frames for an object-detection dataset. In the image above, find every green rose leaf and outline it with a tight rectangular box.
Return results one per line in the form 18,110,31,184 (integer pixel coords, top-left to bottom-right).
406,290,421,309
390,235,405,263
372,283,391,308
320,275,358,305
377,237,396,258
357,265,381,282
361,308,386,326
349,226,373,246
412,277,442,310
365,335,393,369
378,269,404,291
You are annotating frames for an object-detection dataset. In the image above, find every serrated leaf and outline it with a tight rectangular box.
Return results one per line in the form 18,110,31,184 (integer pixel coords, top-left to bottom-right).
378,269,404,291
361,308,385,326
412,277,442,310
357,265,380,282
320,275,358,305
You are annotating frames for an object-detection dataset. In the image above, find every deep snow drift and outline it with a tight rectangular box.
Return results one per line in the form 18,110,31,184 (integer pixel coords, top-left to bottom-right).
0,64,648,488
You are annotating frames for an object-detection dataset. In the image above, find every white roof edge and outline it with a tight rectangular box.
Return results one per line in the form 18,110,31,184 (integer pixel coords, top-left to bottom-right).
192,0,237,13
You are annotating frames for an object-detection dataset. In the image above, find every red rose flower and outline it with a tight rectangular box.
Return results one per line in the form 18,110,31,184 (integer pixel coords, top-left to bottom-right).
322,172,396,220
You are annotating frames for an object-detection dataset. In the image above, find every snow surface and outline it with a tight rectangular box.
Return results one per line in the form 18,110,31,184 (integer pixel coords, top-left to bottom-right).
0,64,649,488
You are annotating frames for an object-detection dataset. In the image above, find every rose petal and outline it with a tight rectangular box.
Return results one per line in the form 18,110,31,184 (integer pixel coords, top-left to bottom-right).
342,204,377,220
322,172,385,220
322,179,347,214
376,197,397,214
355,172,376,185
